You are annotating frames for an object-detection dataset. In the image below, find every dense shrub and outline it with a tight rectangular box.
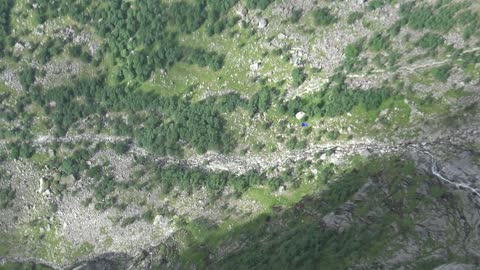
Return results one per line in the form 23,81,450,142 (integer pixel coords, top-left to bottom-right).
431,64,452,82
18,66,36,91
290,9,303,23
415,32,445,50
0,0,14,56
400,1,467,32
245,0,272,10
313,8,337,27
31,0,237,82
368,33,390,52
367,0,385,11
292,67,307,87
347,12,364,24
0,186,16,209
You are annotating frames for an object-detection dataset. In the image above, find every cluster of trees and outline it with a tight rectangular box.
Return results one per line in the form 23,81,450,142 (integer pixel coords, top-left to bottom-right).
31,77,247,156
6,141,35,159
131,159,290,198
247,86,277,115
415,32,445,50
282,77,391,119
68,44,93,63
183,48,225,71
31,0,236,82
0,0,14,57
399,1,470,33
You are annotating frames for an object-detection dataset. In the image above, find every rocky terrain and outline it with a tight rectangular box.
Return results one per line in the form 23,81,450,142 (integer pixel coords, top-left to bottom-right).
1,0,480,269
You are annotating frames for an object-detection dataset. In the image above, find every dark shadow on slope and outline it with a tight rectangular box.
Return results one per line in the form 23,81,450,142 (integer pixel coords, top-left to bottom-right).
178,156,480,270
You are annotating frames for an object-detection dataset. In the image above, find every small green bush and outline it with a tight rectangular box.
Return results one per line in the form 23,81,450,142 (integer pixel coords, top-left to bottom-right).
292,67,307,87
431,64,452,82
0,186,15,209
121,216,137,227
415,32,444,50
367,0,385,11
290,9,302,23
347,12,364,24
313,8,337,27
368,33,390,52
18,66,36,91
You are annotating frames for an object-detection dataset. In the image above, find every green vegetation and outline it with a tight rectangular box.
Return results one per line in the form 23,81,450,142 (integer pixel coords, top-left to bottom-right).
431,64,452,82
245,0,273,10
18,66,36,91
313,8,337,27
415,32,445,50
180,156,439,269
0,185,15,209
31,77,242,156
285,76,391,119
30,0,239,81
0,0,14,57
347,12,364,25
368,33,390,52
399,1,472,33
367,0,385,11
291,67,307,87
290,9,303,23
